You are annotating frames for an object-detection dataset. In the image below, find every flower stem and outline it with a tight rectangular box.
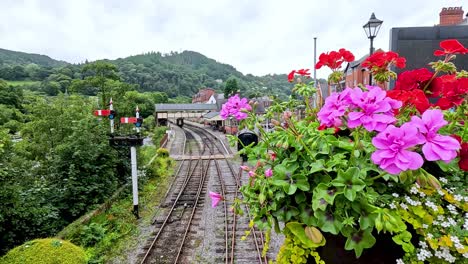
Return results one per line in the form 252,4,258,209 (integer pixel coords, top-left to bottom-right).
370,171,388,181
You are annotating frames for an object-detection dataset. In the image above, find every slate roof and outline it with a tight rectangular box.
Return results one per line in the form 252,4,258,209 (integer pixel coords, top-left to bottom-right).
203,111,220,119
155,104,218,112
203,111,223,121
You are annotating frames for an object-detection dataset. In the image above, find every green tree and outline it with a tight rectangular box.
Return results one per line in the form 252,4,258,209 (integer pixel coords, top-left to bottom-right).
224,77,239,98
0,79,23,108
79,61,120,107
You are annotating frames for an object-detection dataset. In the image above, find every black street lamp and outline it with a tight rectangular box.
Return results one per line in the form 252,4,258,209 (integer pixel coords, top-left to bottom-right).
363,13,383,85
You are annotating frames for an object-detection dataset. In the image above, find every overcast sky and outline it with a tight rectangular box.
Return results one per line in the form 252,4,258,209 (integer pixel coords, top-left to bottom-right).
0,0,465,78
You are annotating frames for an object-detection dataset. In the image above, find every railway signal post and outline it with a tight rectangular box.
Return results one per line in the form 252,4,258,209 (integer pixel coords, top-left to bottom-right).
95,102,144,219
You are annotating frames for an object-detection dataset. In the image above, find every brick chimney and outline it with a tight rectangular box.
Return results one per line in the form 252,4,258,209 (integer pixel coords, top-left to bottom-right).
439,7,464,25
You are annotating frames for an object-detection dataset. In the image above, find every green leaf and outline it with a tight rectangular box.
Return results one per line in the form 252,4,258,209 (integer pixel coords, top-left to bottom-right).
298,204,317,226
258,193,266,204
344,228,376,257
284,184,297,195
309,160,325,174
392,231,415,253
312,183,341,211
332,167,366,202
295,175,310,191
294,191,306,204
314,210,343,235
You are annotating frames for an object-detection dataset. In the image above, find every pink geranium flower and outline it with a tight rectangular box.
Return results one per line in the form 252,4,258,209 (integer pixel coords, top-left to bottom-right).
248,171,256,177
220,94,252,120
265,168,273,177
317,87,353,127
209,191,223,208
371,123,425,174
409,109,460,162
347,86,402,132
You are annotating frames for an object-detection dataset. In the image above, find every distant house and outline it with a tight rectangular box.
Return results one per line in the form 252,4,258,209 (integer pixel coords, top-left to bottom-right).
343,48,387,90
192,88,226,104
192,88,216,104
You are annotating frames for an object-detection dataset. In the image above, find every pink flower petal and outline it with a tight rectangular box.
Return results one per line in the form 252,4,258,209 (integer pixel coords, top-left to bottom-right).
209,191,223,208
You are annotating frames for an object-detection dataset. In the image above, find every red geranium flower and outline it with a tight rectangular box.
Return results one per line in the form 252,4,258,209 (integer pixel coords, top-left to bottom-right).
315,49,354,70
459,142,468,171
434,39,468,56
361,51,406,74
339,48,355,62
288,69,311,82
432,75,468,109
296,69,311,76
386,89,430,113
288,70,296,82
394,68,433,91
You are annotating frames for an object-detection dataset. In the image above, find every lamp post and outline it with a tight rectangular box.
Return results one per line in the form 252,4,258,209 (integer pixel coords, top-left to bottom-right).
363,12,383,85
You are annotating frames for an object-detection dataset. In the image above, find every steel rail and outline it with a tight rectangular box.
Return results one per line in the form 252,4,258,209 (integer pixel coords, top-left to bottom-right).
140,130,201,264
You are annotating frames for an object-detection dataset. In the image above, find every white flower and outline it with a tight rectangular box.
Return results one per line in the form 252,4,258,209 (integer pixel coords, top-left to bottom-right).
425,201,438,212
392,193,399,198
434,247,456,263
389,203,397,209
437,189,445,196
419,241,428,248
417,248,432,261
396,259,404,264
450,236,464,249
422,224,428,229
439,177,447,184
446,204,458,215
410,186,419,194
448,217,457,226
427,233,433,239
463,252,468,258
450,236,459,244
400,203,408,210
405,196,421,206
454,194,463,201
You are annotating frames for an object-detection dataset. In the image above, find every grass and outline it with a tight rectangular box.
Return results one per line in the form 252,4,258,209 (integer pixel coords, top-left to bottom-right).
5,80,40,86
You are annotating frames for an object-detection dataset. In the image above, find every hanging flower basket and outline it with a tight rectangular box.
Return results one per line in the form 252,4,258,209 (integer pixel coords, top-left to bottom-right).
213,39,468,264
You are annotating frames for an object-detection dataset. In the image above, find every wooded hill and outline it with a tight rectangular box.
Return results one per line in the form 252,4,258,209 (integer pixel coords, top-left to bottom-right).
0,48,306,99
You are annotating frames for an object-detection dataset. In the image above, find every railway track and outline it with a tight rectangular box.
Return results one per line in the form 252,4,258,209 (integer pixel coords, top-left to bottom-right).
138,123,267,264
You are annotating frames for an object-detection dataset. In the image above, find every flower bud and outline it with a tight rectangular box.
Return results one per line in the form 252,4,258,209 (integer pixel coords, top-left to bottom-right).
427,175,441,190
415,174,427,188
283,111,293,120
240,165,250,171
271,119,280,126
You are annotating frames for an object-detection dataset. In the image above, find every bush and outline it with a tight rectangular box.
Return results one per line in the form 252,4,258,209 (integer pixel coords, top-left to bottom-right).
152,126,168,146
156,147,169,158
0,238,87,264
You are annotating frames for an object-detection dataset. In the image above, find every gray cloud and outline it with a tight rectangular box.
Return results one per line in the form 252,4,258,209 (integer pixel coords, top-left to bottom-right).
0,0,464,78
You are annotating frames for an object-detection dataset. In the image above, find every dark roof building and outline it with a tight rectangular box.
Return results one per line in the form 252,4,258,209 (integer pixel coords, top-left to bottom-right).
390,6,468,80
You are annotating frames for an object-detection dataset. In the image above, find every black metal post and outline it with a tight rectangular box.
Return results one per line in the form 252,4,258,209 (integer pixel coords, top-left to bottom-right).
369,36,374,85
